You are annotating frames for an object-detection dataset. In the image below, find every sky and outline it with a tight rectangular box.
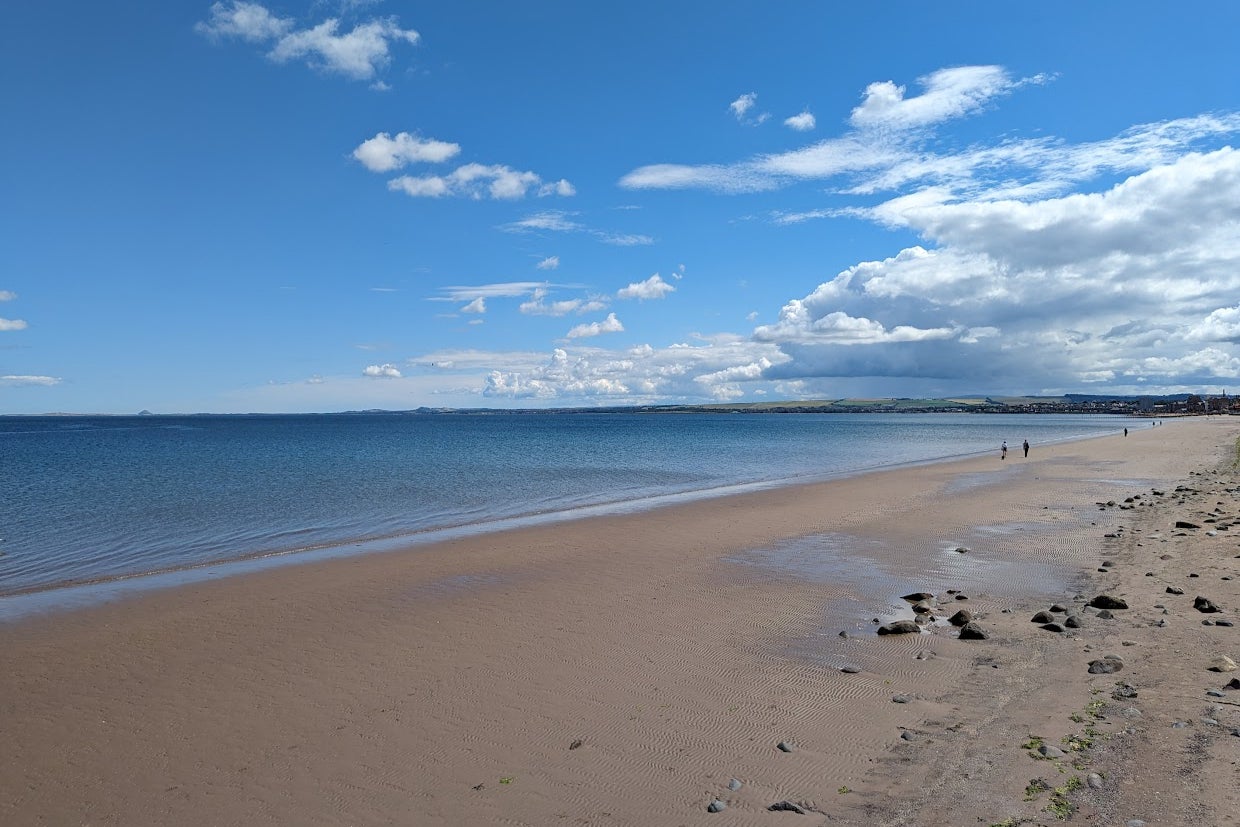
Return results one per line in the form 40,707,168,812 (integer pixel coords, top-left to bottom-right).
4,1,1240,414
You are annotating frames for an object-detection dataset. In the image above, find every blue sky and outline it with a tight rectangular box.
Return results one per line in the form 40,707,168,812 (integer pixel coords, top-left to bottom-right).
4,1,1240,413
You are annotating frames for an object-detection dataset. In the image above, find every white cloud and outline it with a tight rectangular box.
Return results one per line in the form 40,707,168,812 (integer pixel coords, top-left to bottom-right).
0,375,60,386
436,282,548,302
0,318,28,331
566,312,624,339
196,1,292,42
617,273,676,300
362,363,402,378
352,132,460,172
784,110,816,131
0,290,16,301
536,256,560,270
198,2,420,81
461,297,486,314
389,163,570,200
538,179,577,197
519,287,606,317
502,210,654,246
849,66,1018,130
729,92,770,125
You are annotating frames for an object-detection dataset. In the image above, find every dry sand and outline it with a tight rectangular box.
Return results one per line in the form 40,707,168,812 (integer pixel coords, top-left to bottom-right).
2,417,1239,826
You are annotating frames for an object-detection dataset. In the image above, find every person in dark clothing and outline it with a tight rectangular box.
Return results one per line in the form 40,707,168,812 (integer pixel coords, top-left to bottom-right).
1022,439,1030,458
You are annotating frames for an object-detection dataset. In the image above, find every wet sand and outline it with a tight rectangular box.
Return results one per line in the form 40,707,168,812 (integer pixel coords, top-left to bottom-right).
2,417,1238,825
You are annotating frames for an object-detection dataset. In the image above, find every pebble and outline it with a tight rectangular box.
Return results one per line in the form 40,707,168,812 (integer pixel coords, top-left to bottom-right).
1038,744,1065,758
900,730,918,741
840,665,862,674
777,741,794,753
1127,820,1147,827
1172,721,1189,728
707,799,727,813
728,778,742,792
1087,772,1104,789
891,694,911,704
768,801,807,814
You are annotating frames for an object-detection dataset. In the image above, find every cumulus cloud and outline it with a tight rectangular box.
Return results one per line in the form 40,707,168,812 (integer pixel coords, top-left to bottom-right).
388,163,571,200
566,312,624,339
519,287,606,317
197,1,419,81
617,273,676,300
352,132,460,172
784,110,816,131
0,318,28,331
362,363,402,378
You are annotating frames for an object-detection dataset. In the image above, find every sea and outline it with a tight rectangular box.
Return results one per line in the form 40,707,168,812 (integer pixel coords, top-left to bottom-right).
0,411,1133,617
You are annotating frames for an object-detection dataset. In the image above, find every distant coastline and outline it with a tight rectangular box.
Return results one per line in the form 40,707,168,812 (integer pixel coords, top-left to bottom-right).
5,391,1236,418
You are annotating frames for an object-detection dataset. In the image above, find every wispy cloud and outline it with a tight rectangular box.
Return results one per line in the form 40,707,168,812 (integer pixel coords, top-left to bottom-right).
502,210,654,246
1,374,60,386
730,92,770,126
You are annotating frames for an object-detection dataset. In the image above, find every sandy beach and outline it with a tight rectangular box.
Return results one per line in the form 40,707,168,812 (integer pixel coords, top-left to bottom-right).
3,418,1239,826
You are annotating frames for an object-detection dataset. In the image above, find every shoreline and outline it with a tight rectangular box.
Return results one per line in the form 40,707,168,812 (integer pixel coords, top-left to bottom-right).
1,416,1136,619
3,418,1237,824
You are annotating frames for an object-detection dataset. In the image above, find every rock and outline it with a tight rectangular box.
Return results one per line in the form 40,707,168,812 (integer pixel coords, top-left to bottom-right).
1065,614,1082,629
1031,610,1056,623
958,622,988,640
1089,594,1128,610
1226,677,1240,689
707,799,727,813
1113,683,1138,699
1038,744,1065,758
768,801,807,814
1194,596,1222,613
1087,772,1104,789
1041,622,1065,633
1176,520,1200,529
911,600,934,615
841,665,862,674
1166,586,1185,595
728,778,743,792
901,591,934,602
954,546,969,553
569,739,583,750
955,593,969,600
1097,609,1115,620
891,694,911,703
948,609,973,626
899,730,918,741
777,741,794,753
1050,603,1068,613
1089,657,1124,674
1208,656,1237,673
877,620,921,635
1219,620,1237,628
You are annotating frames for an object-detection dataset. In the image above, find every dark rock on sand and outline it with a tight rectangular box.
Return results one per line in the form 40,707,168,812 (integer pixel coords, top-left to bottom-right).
841,665,862,674
1166,586,1185,595
728,778,743,792
1050,603,1068,613
1065,614,1082,629
1031,610,1055,623
777,741,794,753
1088,656,1125,674
768,801,807,814
877,620,921,635
1175,520,1200,529
1097,609,1115,619
958,622,988,640
1089,595,1128,610
1194,596,1222,613
892,694,911,703
1041,622,1065,633
902,592,934,602
707,799,727,813
948,609,973,626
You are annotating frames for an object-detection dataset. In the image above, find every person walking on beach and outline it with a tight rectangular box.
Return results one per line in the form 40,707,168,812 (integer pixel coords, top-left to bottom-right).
1001,441,1007,460
1023,439,1030,458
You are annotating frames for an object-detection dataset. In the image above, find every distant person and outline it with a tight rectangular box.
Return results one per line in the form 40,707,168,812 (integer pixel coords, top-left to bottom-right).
1124,428,1128,437
1001,441,1008,460
1023,439,1030,458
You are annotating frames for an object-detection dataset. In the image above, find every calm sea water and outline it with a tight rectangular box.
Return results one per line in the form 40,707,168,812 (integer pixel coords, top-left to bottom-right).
0,412,1131,602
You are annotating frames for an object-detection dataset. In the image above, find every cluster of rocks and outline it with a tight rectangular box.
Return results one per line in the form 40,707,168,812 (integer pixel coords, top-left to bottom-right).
873,590,986,640
705,748,826,814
